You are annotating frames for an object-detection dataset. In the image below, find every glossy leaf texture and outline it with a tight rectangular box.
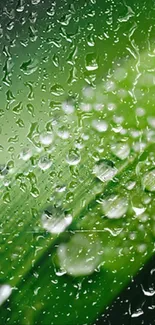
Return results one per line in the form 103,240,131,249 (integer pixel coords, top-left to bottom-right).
1,0,155,324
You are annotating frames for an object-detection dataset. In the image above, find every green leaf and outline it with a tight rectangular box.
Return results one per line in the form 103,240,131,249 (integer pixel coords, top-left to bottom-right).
1,0,155,324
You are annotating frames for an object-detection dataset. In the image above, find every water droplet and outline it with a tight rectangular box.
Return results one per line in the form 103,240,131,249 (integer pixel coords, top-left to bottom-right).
20,149,32,161
142,169,155,192
101,194,128,219
52,54,59,67
62,101,74,114
0,165,9,177
20,59,38,75
92,120,108,132
31,0,41,4
93,159,117,182
85,53,98,71
141,284,155,297
132,206,146,216
50,84,64,96
131,309,144,318
41,206,72,234
38,156,52,171
111,142,130,160
0,284,12,306
66,149,81,166
39,132,53,146
57,234,101,276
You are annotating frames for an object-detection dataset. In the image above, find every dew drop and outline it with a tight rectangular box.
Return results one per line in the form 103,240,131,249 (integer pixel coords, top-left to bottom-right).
41,206,72,234
111,142,130,160
0,284,12,306
20,59,38,75
85,53,98,71
101,194,128,219
57,234,101,276
66,148,81,166
38,156,52,171
50,84,64,96
39,132,53,146
142,169,155,192
92,120,108,132
93,159,117,182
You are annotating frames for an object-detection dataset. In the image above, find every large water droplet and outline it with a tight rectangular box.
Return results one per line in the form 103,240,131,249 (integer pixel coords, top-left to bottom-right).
50,84,64,96
66,149,81,166
142,169,155,192
38,156,52,171
111,142,130,160
57,234,101,276
0,284,12,306
92,119,108,132
93,159,117,182
20,59,38,75
85,53,98,71
101,194,128,219
39,132,53,146
41,206,72,234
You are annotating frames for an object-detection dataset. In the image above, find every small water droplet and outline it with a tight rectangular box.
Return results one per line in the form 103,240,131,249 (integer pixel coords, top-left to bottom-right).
93,159,117,182
41,206,72,234
0,284,12,306
101,194,128,219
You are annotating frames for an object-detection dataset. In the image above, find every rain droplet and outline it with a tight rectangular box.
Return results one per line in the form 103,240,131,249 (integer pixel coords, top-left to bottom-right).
111,142,130,160
0,284,12,306
92,120,108,132
141,284,155,297
50,84,64,96
131,309,144,318
66,148,81,166
0,165,9,177
31,0,41,4
38,156,52,171
142,169,155,192
101,194,128,219
20,59,38,75
57,234,101,276
41,206,72,234
85,53,98,71
93,159,117,182
39,132,53,146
